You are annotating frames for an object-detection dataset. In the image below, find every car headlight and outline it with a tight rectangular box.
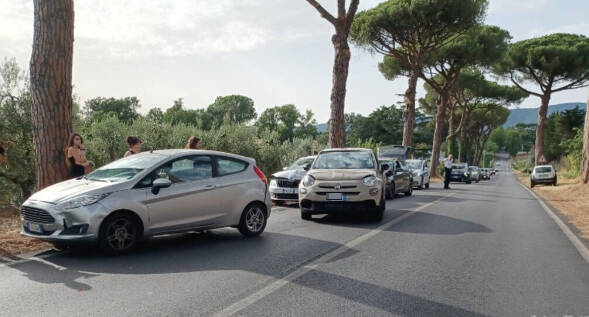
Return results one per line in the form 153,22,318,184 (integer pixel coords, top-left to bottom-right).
302,175,315,187
362,175,379,187
59,193,110,210
269,179,277,187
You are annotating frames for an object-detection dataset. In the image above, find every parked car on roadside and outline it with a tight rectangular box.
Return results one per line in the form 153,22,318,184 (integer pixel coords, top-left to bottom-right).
379,158,413,199
405,159,430,189
531,165,557,187
469,166,481,183
20,150,272,254
299,148,386,221
449,163,471,184
269,156,316,205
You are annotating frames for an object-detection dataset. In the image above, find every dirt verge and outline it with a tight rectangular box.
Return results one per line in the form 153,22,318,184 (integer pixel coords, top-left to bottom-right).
0,206,51,257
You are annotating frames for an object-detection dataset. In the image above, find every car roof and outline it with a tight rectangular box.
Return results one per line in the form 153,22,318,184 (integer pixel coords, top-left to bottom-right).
320,148,372,153
146,149,256,164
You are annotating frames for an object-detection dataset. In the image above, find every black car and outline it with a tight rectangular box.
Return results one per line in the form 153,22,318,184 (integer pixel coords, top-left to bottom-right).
449,163,471,184
379,158,413,199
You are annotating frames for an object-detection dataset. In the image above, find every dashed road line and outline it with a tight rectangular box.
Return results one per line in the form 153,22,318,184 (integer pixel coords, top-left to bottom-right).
212,192,456,317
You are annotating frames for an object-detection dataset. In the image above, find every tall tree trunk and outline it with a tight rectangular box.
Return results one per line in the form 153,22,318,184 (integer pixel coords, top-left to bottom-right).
30,0,74,190
534,93,551,164
582,88,589,183
430,93,448,177
328,32,351,148
458,110,468,162
402,68,418,147
446,103,457,156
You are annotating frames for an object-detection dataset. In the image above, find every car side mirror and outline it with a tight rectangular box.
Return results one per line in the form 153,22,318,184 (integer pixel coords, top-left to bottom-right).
303,163,311,171
152,178,172,195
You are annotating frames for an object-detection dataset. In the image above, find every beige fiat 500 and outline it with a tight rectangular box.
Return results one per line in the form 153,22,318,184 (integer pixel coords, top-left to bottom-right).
298,148,386,221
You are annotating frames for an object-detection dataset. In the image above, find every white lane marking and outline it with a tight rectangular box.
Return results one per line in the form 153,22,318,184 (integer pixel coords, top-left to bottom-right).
518,183,589,264
212,192,456,317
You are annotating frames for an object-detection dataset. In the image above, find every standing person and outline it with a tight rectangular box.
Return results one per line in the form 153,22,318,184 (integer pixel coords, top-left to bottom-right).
185,136,201,149
442,154,454,189
66,133,93,178
124,136,142,157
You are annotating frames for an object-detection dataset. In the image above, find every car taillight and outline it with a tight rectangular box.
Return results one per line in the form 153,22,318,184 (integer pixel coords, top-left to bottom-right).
254,166,267,184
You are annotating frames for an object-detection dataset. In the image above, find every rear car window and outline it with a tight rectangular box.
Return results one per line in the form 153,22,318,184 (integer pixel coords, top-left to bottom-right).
535,167,553,173
217,157,248,176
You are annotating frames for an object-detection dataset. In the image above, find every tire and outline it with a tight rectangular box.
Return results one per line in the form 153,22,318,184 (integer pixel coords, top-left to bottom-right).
51,242,72,251
371,195,385,221
238,203,268,237
386,184,395,200
273,200,284,206
530,181,535,188
301,209,312,220
99,213,141,255
425,182,429,189
404,184,413,196
466,181,472,184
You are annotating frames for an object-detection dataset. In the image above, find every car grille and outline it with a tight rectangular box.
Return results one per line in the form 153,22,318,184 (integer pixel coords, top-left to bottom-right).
316,192,360,196
277,179,300,188
318,185,357,189
21,206,56,224
273,193,298,199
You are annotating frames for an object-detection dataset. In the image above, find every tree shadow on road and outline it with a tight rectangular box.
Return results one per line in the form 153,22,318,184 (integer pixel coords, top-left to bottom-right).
387,212,492,235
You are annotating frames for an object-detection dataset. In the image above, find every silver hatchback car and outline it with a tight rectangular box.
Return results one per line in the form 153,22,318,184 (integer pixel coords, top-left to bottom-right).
21,150,272,254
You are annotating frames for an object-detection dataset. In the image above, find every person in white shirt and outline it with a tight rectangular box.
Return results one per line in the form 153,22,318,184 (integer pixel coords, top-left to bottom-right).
441,154,454,189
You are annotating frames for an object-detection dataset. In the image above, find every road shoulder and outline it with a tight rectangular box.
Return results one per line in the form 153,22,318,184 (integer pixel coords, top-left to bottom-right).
513,173,589,263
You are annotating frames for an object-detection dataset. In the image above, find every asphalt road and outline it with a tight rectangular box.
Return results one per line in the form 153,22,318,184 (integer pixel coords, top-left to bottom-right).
1,160,589,317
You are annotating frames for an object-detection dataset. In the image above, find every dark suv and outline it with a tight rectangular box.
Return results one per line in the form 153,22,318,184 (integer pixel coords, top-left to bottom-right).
449,163,471,184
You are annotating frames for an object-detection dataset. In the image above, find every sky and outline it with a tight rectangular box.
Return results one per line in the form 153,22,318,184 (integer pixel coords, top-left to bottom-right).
1,0,588,123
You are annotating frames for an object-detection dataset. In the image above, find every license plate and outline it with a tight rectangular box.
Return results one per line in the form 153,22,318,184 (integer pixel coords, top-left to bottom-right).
28,223,42,233
326,193,345,201
282,188,297,194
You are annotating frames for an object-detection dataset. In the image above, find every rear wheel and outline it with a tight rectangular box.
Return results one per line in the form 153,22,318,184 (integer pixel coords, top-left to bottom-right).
238,203,268,236
99,213,141,254
404,184,413,196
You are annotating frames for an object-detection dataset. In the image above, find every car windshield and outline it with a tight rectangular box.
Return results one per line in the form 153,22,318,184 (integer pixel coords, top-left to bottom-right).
86,153,167,182
314,151,375,169
405,160,421,169
452,163,468,169
378,146,406,157
286,157,315,170
535,166,553,173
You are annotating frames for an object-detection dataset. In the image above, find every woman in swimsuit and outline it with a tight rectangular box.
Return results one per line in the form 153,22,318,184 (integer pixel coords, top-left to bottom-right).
66,133,92,178
124,136,142,157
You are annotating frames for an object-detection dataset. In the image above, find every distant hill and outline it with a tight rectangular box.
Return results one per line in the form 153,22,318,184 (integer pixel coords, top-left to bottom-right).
315,102,586,132
503,102,585,127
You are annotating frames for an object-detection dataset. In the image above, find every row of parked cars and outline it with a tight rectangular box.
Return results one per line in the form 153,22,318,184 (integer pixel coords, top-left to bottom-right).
448,163,496,184
18,146,467,254
270,146,433,221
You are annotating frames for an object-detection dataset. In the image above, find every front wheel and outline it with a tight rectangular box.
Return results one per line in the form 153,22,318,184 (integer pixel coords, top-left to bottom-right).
99,214,140,254
238,203,268,237
301,209,312,221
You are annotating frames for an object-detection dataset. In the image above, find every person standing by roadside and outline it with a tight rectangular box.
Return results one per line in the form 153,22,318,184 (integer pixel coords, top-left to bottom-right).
124,136,142,157
442,154,454,189
185,136,201,149
66,133,93,178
